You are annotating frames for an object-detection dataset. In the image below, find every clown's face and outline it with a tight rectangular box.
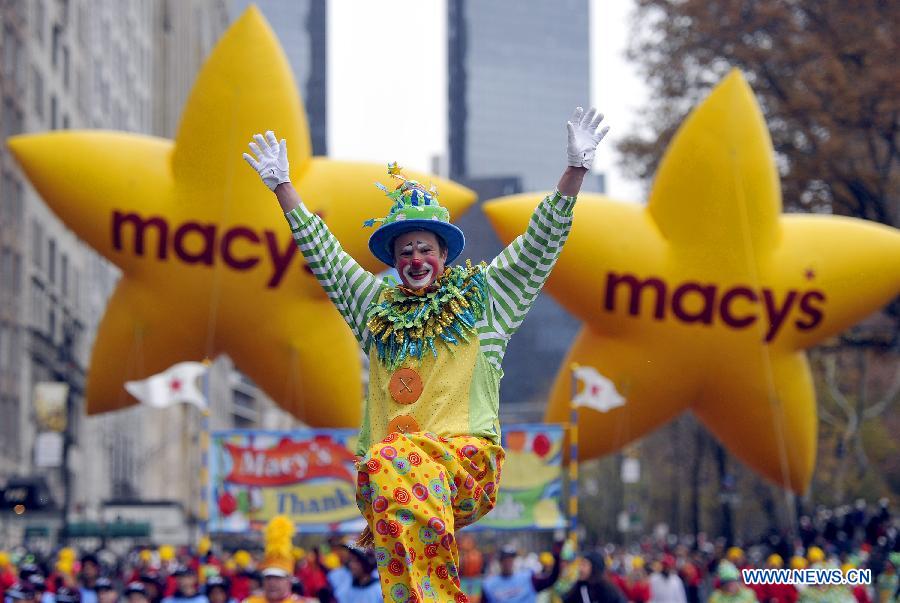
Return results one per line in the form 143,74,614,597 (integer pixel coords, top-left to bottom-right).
393,230,447,289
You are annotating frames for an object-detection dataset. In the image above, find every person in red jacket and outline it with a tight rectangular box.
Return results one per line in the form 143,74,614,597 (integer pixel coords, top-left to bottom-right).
293,549,328,601
843,563,871,603
756,555,798,603
625,556,651,603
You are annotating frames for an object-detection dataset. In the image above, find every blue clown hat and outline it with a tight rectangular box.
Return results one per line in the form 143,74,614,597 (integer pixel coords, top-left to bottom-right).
364,163,465,267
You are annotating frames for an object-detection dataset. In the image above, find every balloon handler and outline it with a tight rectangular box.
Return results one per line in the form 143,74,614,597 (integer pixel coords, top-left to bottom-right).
243,108,609,602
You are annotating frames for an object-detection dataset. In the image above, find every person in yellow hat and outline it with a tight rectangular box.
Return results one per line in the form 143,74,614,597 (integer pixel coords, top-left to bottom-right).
243,517,313,603
806,547,825,565
726,548,745,566
244,106,609,603
790,556,808,571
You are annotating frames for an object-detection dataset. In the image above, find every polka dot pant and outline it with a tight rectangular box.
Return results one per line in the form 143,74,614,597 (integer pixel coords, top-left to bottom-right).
356,432,504,603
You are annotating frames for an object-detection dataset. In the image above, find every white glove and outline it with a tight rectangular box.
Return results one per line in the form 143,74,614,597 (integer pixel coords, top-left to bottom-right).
242,131,290,191
566,107,609,170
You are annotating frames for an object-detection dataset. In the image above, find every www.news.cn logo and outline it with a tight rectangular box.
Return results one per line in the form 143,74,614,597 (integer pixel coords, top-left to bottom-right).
742,568,872,586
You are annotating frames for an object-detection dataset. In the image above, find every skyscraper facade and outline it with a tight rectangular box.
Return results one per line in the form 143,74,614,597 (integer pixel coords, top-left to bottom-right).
0,0,156,529
448,0,591,193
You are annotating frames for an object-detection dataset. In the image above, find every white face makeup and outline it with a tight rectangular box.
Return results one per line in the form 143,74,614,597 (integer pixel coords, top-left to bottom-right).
400,241,435,287
393,231,446,289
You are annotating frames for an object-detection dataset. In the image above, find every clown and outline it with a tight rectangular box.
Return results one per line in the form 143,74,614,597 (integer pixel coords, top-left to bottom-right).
243,107,608,602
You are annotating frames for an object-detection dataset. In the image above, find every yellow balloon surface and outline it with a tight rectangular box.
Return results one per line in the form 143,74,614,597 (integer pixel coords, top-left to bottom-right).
484,70,900,492
6,7,475,425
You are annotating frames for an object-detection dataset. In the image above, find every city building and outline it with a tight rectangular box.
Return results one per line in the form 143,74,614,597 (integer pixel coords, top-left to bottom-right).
448,0,594,193
0,0,297,546
0,0,157,542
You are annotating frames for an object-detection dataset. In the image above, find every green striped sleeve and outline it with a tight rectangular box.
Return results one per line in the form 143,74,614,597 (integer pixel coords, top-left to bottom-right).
284,203,387,348
480,190,576,365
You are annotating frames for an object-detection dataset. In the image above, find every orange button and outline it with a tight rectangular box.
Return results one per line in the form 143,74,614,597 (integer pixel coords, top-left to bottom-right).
388,368,423,405
387,414,420,435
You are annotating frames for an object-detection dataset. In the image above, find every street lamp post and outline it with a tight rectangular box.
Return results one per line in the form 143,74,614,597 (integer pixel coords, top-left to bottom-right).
57,320,78,544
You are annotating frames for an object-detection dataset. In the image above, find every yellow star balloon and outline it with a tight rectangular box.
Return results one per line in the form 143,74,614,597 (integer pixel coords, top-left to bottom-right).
7,7,474,426
484,70,900,491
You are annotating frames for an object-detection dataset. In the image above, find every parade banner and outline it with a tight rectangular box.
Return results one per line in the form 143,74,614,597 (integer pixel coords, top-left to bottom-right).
468,424,566,531
208,430,365,533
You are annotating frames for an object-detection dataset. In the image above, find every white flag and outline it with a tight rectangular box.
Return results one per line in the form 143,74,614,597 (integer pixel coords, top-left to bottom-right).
125,361,208,410
572,365,625,412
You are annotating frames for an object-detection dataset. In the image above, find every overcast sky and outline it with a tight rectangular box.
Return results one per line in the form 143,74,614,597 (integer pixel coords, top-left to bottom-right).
327,0,649,203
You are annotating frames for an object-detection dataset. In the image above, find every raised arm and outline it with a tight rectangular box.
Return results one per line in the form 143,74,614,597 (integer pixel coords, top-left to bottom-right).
243,131,387,347
483,108,608,351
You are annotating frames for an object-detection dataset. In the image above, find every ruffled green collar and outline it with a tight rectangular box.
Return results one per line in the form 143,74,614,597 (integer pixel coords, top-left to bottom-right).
366,261,487,370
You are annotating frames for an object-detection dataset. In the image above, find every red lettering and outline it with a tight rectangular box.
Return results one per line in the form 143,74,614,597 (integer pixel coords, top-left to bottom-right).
605,272,666,319
795,290,826,331
174,221,216,265
602,271,825,343
719,286,758,328
221,227,261,270
762,290,797,342
112,211,168,259
671,282,716,324
109,210,314,288
265,230,298,288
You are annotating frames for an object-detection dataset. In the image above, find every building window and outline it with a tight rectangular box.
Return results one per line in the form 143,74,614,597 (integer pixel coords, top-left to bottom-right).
48,303,56,342
48,238,56,284
10,328,20,373
32,67,44,118
62,45,70,89
2,97,23,139
0,324,8,373
32,220,43,269
71,267,79,312
34,0,45,44
77,3,88,48
61,254,68,297
14,181,24,226
0,250,10,295
12,253,21,296
52,24,62,69
62,114,70,129
50,94,58,130
31,280,45,331
0,394,19,457
2,26,18,84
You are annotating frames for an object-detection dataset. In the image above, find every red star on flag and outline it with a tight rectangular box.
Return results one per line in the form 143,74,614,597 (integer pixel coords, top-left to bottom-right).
125,361,208,410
